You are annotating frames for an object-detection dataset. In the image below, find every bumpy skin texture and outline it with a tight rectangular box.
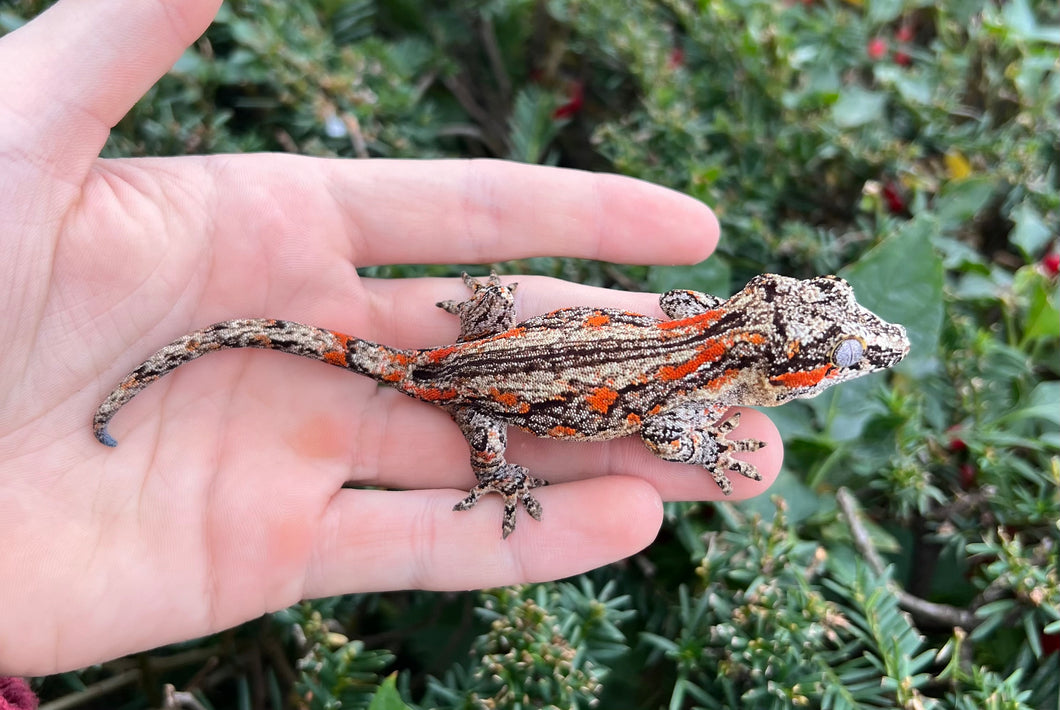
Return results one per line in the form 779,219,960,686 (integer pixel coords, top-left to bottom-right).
94,273,910,538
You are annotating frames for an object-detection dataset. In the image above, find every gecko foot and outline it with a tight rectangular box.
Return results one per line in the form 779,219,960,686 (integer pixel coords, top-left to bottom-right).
643,410,765,496
709,412,765,495
453,464,548,538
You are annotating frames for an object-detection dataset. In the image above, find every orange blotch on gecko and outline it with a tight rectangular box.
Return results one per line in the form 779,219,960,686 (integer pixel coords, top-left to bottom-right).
657,332,766,381
584,312,611,327
428,345,458,362
704,368,740,391
657,310,724,331
408,386,459,401
586,386,619,413
490,388,529,412
770,364,833,388
323,349,348,367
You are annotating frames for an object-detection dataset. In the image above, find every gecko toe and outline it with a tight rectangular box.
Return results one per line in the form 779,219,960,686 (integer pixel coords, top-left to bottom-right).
710,468,734,495
522,491,543,521
727,457,763,481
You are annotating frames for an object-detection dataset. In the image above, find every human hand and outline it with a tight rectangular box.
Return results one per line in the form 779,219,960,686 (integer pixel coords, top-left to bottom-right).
0,0,781,675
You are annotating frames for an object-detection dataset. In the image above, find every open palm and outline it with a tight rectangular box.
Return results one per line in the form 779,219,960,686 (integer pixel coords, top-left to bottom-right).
0,0,780,675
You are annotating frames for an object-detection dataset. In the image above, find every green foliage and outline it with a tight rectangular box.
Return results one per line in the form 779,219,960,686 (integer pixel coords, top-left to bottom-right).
644,503,926,710
421,581,633,708
280,604,397,710
8,0,1059,707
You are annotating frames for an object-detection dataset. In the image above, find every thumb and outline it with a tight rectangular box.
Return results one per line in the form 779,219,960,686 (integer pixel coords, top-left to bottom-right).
0,0,220,173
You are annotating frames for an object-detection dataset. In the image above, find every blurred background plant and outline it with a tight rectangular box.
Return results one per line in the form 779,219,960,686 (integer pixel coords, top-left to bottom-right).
3,0,1057,707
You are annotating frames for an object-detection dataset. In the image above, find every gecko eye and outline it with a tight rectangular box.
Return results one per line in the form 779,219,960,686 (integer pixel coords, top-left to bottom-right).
831,337,865,368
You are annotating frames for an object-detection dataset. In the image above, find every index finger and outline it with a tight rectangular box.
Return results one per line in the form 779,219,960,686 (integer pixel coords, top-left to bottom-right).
331,158,720,267
210,156,719,268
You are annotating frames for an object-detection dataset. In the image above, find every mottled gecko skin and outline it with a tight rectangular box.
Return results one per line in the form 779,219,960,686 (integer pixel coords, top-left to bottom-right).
94,273,910,538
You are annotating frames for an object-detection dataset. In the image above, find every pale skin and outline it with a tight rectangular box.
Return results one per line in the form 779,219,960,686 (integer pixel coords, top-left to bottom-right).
0,0,781,676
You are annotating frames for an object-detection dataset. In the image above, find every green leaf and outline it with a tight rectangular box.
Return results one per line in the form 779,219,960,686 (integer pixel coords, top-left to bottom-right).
893,74,933,106
1026,614,1044,658
840,218,945,375
832,87,888,128
934,177,997,229
368,674,412,710
1001,0,1060,44
866,0,904,24
1010,202,1053,258
1013,266,1060,344
995,382,1060,426
1023,283,1060,343
507,85,560,164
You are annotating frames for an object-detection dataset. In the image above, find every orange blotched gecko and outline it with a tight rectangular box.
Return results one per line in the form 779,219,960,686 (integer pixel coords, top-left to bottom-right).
94,273,910,537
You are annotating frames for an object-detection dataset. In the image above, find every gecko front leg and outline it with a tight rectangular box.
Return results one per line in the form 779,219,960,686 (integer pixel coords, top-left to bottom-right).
450,407,547,538
641,405,764,495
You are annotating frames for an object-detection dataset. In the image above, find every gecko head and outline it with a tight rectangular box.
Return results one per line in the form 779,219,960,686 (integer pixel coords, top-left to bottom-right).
734,274,910,405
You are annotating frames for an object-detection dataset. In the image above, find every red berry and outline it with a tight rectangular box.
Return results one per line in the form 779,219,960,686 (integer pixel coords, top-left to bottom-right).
882,182,906,214
1042,253,1059,277
959,463,977,489
896,24,914,42
895,51,912,66
867,38,888,60
946,425,967,453
552,81,585,120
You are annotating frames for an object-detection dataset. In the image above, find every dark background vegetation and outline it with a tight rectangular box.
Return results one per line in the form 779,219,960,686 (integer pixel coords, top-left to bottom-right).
4,0,1058,708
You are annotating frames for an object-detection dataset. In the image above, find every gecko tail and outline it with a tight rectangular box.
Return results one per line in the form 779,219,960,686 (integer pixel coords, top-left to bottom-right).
92,318,411,447
95,423,118,447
